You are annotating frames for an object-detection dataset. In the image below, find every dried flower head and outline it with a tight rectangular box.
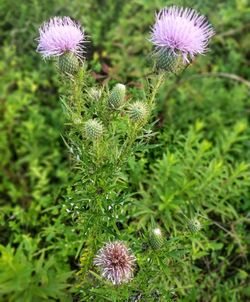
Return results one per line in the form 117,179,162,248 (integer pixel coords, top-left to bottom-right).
94,241,136,285
150,6,215,64
37,16,85,59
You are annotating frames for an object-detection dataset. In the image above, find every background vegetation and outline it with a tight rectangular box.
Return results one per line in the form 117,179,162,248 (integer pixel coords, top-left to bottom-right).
0,0,249,301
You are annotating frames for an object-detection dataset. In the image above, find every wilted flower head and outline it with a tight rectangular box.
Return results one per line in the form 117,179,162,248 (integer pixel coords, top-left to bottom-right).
37,16,85,59
94,241,136,285
150,6,215,63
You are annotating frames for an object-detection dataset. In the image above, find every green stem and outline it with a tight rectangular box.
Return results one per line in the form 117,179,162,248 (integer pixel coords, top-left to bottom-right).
71,68,85,113
161,63,190,123
117,73,164,167
117,124,139,167
148,72,165,110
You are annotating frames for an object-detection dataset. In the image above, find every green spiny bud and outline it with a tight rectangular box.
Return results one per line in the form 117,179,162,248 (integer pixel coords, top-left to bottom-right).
149,227,165,250
72,115,82,125
88,88,102,101
155,50,184,73
188,218,202,233
128,101,149,123
58,52,79,75
84,119,103,140
108,83,126,109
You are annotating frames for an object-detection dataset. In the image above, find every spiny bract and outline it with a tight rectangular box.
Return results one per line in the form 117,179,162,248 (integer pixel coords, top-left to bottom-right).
88,88,102,101
188,218,202,233
58,52,79,75
84,119,103,140
128,101,149,123
149,227,165,249
108,83,126,109
155,49,184,73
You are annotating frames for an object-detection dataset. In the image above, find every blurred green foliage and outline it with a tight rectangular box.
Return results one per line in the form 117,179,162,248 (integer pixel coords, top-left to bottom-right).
0,0,249,301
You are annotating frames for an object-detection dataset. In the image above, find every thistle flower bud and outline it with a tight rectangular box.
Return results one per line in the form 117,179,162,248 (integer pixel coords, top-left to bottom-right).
155,49,184,73
88,88,102,101
128,101,149,123
149,227,165,250
84,119,103,140
108,83,126,109
188,218,202,233
94,241,136,285
72,115,82,125
58,52,80,75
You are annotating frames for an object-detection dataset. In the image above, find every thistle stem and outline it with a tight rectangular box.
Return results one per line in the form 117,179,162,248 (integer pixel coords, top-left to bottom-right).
148,73,165,110
117,124,139,167
117,73,164,167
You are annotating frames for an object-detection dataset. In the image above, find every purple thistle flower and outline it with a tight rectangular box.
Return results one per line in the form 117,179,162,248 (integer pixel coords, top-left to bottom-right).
150,6,215,63
37,17,85,59
94,241,136,285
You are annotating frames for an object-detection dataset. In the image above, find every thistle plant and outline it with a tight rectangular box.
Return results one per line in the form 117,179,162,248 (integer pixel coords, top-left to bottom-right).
36,7,215,297
150,6,215,72
37,17,85,74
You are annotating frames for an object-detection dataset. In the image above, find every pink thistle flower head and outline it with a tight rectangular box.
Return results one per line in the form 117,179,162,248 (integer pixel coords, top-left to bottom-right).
150,6,215,63
37,16,85,59
94,241,136,285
